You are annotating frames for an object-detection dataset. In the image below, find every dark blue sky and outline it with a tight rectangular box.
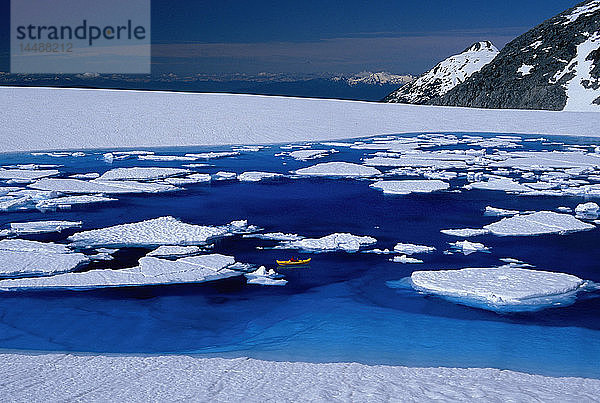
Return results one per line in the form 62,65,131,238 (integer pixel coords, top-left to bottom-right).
0,0,580,74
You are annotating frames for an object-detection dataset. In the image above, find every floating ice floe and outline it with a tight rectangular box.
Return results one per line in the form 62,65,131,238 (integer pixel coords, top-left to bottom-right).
484,206,520,217
0,169,60,182
98,167,190,181
391,255,423,264
244,232,304,241
186,151,239,160
69,173,100,179
245,266,287,286
0,254,239,290
449,240,489,255
361,248,394,254
29,178,180,194
138,155,197,161
363,154,470,169
466,178,531,193
213,171,237,181
440,228,490,237
393,243,435,255
294,162,381,178
277,233,377,253
370,180,449,195
483,211,594,236
146,245,203,258
407,266,586,312
287,149,337,161
575,202,599,219
557,206,573,213
491,151,600,170
0,239,88,277
68,216,245,248
161,174,212,185
237,171,283,182
8,220,82,235
35,195,117,211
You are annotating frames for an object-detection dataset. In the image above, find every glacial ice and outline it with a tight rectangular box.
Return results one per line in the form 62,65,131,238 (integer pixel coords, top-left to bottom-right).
410,266,585,311
0,254,239,290
483,211,595,236
237,171,283,182
98,167,190,181
393,243,436,255
278,233,377,252
68,216,235,247
370,180,449,195
295,162,381,178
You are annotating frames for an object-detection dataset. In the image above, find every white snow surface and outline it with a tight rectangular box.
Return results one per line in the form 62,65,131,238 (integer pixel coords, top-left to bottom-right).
146,245,202,257
295,162,381,177
68,216,231,247
0,239,87,277
449,240,489,255
370,180,449,195
484,211,595,236
280,233,377,252
1,354,598,402
29,178,179,194
0,254,238,290
0,169,59,181
440,228,490,237
562,0,600,24
237,171,283,182
411,266,584,306
3,87,600,153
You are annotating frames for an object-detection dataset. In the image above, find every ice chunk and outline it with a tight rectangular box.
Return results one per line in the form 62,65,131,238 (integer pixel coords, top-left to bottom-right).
393,243,435,255
98,167,190,181
244,232,304,241
244,266,287,286
9,220,82,235
0,169,59,181
138,155,197,161
575,202,599,219
146,245,202,258
186,151,239,159
295,162,381,178
484,206,520,217
69,173,100,179
391,255,423,264
161,174,212,185
466,178,531,193
449,240,489,255
29,178,180,194
370,180,449,195
0,240,87,277
237,171,283,182
557,206,573,213
409,266,585,311
69,217,232,248
35,195,116,211
484,211,594,236
492,151,600,169
287,149,337,161
279,233,376,253
213,171,237,181
0,254,239,290
440,228,490,237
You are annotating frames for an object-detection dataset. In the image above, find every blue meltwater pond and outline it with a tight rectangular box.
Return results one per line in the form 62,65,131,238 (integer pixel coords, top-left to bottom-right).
0,133,598,378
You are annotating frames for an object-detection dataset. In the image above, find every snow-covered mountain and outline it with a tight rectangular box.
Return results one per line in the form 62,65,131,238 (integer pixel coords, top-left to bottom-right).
434,0,600,111
383,41,499,104
336,71,415,86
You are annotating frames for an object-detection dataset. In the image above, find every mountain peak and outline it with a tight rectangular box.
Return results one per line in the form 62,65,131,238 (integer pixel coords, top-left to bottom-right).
464,41,498,53
383,41,498,104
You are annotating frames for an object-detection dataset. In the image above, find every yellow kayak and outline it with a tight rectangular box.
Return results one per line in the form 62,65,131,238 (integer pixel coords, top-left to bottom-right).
276,258,311,266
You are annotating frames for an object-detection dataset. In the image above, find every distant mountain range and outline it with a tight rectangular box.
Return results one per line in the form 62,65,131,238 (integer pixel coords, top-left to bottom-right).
0,71,415,102
385,0,600,111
